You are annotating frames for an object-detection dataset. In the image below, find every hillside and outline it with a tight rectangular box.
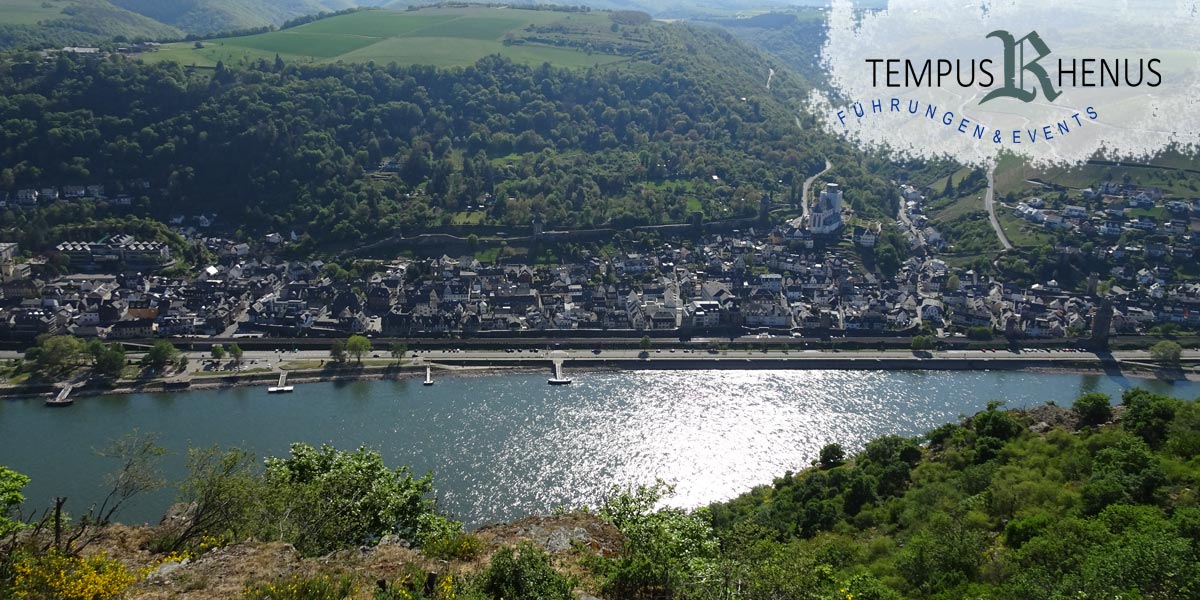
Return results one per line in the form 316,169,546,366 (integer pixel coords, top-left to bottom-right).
0,0,182,50
704,8,830,90
0,9,903,252
143,6,634,68
109,0,383,34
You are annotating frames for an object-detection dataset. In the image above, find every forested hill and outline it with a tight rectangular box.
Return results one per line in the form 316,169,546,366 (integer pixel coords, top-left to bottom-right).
702,390,1200,599
108,0,381,34
0,1,183,51
0,14,898,249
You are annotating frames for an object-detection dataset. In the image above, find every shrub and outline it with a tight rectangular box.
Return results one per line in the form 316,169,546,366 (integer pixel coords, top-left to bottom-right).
243,573,355,600
10,551,136,600
1122,390,1179,448
1073,393,1112,426
973,402,1023,441
0,466,29,538
819,443,845,469
966,326,993,341
1150,340,1182,364
262,444,436,556
479,543,575,600
416,513,481,561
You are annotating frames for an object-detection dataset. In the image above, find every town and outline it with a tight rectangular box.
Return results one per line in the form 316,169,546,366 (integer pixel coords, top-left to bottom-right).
2,172,1197,349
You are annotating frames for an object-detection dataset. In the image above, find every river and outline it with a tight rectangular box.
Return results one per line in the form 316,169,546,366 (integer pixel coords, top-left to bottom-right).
1,369,1196,527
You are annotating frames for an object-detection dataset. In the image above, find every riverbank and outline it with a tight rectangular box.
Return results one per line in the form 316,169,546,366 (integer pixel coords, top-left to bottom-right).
1,348,1195,401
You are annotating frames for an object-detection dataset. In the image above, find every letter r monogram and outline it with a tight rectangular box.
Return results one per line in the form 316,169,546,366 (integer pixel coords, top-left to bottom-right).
981,30,1060,104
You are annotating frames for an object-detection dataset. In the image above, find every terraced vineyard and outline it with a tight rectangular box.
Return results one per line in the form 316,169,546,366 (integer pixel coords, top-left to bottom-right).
143,6,631,68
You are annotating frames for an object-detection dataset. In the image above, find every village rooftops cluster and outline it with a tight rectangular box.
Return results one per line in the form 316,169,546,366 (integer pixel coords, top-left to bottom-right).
1,171,1198,342
0,221,1187,343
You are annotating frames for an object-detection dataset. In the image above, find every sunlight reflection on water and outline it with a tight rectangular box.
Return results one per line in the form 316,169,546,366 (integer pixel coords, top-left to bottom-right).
2,369,1197,526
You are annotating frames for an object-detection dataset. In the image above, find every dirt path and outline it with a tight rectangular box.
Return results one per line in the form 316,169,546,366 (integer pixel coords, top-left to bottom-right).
800,158,833,222
984,162,1014,250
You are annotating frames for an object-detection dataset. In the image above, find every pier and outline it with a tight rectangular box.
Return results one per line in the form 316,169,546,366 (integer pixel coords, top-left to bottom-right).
45,384,74,407
267,371,293,393
548,355,572,385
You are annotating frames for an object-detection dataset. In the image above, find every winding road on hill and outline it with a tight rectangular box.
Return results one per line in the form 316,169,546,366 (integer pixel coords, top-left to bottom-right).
798,158,832,223
984,162,1013,251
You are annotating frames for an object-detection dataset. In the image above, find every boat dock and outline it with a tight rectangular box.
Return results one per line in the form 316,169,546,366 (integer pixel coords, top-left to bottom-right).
267,371,293,393
46,384,74,407
423,365,434,386
548,358,572,385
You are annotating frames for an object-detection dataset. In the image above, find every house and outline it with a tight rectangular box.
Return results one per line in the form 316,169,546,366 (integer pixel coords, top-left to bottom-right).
108,317,156,339
758,273,783,292
1132,216,1157,231
743,289,791,327
0,307,63,339
687,300,721,328
15,189,38,205
853,225,879,248
920,298,945,325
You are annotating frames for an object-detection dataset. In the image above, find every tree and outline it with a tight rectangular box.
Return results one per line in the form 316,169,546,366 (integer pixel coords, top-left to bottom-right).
29,335,85,377
966,326,993,341
168,446,261,552
819,443,845,469
141,340,178,371
1074,392,1113,426
93,344,126,379
345,335,371,364
973,400,1023,441
210,344,226,360
330,340,347,363
389,342,407,362
911,335,935,350
1150,340,1182,364
0,466,29,538
639,335,652,351
85,338,106,365
1122,390,1179,449
261,443,436,556
228,344,243,366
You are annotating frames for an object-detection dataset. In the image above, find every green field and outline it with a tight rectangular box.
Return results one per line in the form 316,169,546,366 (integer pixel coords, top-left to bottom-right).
142,7,627,69
995,151,1200,200
0,0,70,25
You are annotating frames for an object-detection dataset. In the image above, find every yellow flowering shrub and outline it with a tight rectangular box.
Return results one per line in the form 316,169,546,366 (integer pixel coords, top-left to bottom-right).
373,573,465,600
242,573,355,600
10,551,135,600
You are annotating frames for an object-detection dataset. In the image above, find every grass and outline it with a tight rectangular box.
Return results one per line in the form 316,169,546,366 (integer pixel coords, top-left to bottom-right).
278,360,324,371
0,0,68,26
451,211,486,225
474,246,503,263
192,367,271,378
224,31,380,58
928,193,984,222
998,211,1055,249
995,152,1200,199
142,7,626,69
